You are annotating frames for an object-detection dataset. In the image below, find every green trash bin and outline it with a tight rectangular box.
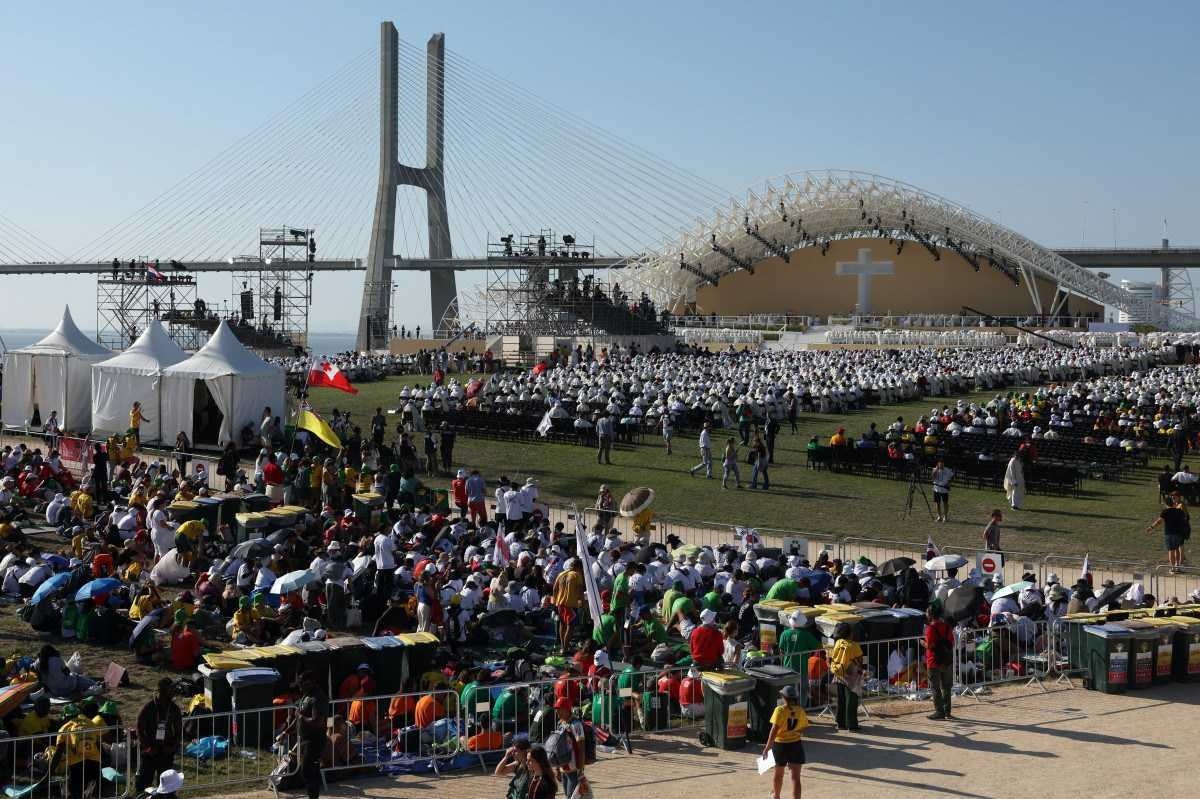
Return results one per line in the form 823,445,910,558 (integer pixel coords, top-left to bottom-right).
700,671,754,750
744,665,803,743
1061,614,1106,672
1115,621,1157,689
1169,616,1200,681
1083,624,1132,693
1140,619,1180,685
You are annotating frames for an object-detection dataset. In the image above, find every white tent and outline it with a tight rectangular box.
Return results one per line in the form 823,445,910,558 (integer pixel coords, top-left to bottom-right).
160,323,286,446
1,307,112,432
91,320,188,443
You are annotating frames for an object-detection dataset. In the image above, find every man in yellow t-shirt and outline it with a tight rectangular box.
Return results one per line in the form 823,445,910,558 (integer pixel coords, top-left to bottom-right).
763,685,808,799
552,559,585,654
49,703,103,799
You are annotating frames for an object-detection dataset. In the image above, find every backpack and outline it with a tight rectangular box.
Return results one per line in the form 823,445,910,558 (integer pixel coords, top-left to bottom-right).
544,729,575,768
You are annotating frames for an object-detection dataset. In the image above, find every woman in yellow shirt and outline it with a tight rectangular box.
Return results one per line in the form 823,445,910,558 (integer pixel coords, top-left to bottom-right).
830,623,864,731
129,402,151,446
763,685,807,799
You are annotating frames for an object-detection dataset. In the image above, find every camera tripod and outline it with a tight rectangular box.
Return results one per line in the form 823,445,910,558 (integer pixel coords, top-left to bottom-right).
902,464,936,520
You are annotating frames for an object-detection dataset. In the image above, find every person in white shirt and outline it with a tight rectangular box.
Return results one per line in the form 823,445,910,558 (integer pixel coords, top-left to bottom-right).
494,478,511,529
689,422,713,478
1173,466,1199,485
149,508,175,558
253,558,277,593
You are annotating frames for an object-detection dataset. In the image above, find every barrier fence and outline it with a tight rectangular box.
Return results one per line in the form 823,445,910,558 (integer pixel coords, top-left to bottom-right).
543,502,1200,605
175,705,299,792
0,723,131,799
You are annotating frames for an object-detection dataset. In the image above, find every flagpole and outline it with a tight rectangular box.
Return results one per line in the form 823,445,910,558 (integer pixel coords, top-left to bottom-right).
286,356,318,455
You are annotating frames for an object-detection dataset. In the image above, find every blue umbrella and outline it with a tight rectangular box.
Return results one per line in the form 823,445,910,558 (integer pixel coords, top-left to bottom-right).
29,572,70,606
40,554,69,570
74,578,123,603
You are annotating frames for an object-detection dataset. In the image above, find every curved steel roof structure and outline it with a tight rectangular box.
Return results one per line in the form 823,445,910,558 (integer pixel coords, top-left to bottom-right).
622,170,1197,330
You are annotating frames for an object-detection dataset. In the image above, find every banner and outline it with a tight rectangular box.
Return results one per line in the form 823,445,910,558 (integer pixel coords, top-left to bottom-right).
59,438,90,470
575,513,604,624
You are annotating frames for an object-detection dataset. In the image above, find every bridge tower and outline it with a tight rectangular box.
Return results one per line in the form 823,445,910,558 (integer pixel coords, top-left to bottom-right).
356,23,456,351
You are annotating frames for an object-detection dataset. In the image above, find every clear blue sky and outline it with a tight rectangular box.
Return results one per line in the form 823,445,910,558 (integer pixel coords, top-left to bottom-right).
2,1,1198,331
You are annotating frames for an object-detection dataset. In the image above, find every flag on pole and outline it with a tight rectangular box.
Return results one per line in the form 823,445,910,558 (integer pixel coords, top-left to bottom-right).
307,359,358,394
493,527,511,567
926,534,940,561
296,407,341,449
536,410,553,438
1081,553,1091,584
575,513,604,622
146,264,165,282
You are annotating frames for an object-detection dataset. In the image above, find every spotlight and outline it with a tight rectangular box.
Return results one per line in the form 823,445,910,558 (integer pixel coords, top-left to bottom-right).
562,235,575,246
265,257,272,266
227,257,234,265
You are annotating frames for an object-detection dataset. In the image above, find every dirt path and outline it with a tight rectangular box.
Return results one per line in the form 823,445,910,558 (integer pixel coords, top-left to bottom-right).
230,680,1198,799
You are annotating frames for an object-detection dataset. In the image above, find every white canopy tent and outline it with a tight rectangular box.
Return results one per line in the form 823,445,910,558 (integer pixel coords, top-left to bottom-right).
1,307,112,432
160,323,285,447
91,320,187,443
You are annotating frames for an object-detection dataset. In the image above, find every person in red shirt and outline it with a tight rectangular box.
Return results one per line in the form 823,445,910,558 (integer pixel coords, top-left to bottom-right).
263,453,285,504
689,609,725,669
451,470,468,519
413,693,445,728
924,606,955,720
169,621,203,671
338,664,375,700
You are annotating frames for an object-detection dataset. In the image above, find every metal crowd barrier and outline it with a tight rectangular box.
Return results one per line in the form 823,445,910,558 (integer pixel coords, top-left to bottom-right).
0,723,131,799
174,705,298,792
325,688,461,778
953,619,1070,698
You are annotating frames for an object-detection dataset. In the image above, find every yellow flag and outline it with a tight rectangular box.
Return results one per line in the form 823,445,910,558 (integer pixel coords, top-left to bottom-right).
296,408,341,449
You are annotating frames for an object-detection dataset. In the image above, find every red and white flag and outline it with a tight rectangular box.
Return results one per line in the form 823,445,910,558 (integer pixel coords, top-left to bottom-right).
493,531,511,568
925,534,940,561
308,360,358,394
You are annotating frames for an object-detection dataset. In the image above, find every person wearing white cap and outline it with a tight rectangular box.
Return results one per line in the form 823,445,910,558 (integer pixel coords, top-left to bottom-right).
690,608,724,669
778,610,818,672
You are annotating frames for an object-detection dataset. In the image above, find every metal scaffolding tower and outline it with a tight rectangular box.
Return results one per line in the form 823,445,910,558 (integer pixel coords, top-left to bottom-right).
229,227,315,350
481,231,664,336
95,266,204,351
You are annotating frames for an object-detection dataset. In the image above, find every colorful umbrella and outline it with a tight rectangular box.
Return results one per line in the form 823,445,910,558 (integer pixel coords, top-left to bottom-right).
924,554,969,572
990,580,1034,601
270,569,317,595
129,608,164,647
74,578,122,603
29,572,70,606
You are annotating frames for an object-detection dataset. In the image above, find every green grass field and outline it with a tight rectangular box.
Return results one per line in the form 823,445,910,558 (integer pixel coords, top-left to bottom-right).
300,374,1177,565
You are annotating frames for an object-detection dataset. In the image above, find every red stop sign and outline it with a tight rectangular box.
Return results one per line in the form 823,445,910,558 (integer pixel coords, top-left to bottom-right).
981,555,998,574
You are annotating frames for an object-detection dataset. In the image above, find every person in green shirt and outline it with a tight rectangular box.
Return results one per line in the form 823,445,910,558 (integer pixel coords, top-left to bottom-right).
492,686,529,729
702,590,722,612
639,607,668,646
669,595,695,623
460,669,489,724
660,584,683,626
766,578,798,602
592,613,618,650
611,570,630,613
778,610,819,673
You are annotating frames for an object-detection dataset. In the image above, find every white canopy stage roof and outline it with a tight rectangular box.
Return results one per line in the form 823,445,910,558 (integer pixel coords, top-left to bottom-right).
160,322,285,447
1,306,112,432
91,320,188,443
620,170,1200,331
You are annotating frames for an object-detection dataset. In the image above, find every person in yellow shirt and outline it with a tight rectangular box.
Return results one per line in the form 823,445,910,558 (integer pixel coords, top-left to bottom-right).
48,702,103,799
763,685,808,799
828,427,848,447
231,597,262,644
830,623,864,731
13,696,53,738
129,402,151,446
552,559,585,654
129,586,163,622
175,519,205,546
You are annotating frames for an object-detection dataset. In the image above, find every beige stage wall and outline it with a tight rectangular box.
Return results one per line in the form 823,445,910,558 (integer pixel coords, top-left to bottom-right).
693,238,1102,318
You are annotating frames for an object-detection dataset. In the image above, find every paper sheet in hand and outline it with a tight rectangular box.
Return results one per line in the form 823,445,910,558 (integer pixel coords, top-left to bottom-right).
757,750,776,774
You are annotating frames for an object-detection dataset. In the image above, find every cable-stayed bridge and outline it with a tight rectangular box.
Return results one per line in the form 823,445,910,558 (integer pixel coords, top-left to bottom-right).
1,21,1198,349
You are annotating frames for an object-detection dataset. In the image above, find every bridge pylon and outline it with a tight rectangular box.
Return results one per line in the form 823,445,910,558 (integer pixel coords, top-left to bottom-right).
356,23,456,351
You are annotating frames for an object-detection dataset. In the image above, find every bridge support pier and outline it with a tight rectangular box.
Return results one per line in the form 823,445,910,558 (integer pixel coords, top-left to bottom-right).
356,24,456,352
